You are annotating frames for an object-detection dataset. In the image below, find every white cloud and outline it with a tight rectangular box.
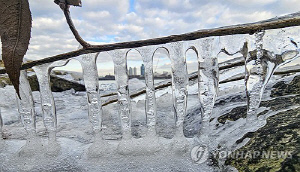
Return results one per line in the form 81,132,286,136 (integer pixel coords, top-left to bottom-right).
1,0,298,75
227,0,278,6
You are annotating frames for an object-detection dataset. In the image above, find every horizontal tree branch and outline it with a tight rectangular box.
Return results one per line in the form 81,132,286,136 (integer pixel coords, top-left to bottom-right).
1,12,300,74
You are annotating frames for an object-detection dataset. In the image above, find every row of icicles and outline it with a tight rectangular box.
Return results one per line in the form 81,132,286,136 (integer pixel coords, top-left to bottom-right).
0,30,299,157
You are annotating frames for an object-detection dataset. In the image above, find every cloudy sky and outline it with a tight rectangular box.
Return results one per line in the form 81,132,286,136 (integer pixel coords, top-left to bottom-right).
3,0,300,75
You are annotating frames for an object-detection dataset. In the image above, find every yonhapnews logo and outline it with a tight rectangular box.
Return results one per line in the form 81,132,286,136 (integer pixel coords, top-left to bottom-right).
190,145,209,164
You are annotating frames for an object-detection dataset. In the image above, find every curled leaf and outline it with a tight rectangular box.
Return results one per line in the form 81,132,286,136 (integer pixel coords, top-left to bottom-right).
0,0,32,98
54,0,82,7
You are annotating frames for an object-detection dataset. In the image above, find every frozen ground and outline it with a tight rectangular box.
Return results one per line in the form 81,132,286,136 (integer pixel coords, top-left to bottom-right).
0,137,210,172
0,75,230,171
0,71,297,171
0,82,206,171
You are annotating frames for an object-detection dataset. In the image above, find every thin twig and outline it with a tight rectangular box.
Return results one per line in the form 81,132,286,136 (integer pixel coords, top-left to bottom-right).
62,4,90,48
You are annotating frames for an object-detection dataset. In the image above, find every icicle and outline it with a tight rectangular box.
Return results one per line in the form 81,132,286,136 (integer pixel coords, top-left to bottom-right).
17,70,36,137
166,41,189,153
133,46,161,154
259,28,300,87
75,53,102,133
245,30,300,122
0,108,3,151
198,38,220,121
137,46,157,137
196,38,220,142
0,108,2,139
32,60,69,156
17,70,42,156
244,31,265,121
75,53,111,157
108,49,131,139
108,49,134,155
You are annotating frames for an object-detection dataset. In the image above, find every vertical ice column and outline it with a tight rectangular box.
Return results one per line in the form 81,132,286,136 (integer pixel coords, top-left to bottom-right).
167,42,189,138
17,70,43,156
137,46,157,137
75,53,102,133
0,108,3,151
108,49,131,140
17,70,36,137
32,60,69,155
196,38,220,142
0,108,2,139
108,49,137,155
245,31,300,121
166,42,190,153
132,46,161,155
244,31,265,121
75,53,111,157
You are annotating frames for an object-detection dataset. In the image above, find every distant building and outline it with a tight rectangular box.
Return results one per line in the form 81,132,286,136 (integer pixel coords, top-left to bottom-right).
140,64,145,76
133,67,137,75
128,67,133,76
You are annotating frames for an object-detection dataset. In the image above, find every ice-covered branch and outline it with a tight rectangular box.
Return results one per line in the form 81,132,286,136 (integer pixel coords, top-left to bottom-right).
1,12,300,74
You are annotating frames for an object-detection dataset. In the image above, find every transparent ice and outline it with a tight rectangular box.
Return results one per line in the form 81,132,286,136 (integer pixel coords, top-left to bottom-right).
0,26,300,171
108,49,134,155
219,34,249,59
17,70,36,137
194,38,220,158
165,41,190,153
16,70,43,156
32,60,69,156
137,46,157,136
0,107,5,154
136,46,161,153
0,107,3,146
75,53,112,157
245,30,300,121
244,31,266,121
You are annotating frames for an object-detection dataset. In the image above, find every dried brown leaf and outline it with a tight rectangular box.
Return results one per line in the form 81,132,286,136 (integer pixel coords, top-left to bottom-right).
54,0,82,7
0,0,32,98
66,0,82,6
